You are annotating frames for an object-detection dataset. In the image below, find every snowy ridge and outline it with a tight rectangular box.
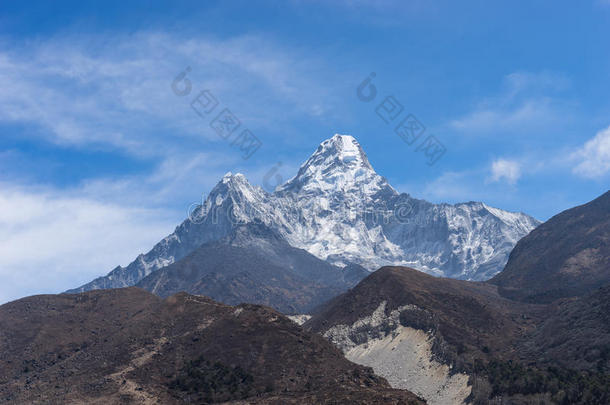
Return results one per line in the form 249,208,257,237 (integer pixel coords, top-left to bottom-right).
278,134,388,196
68,134,540,293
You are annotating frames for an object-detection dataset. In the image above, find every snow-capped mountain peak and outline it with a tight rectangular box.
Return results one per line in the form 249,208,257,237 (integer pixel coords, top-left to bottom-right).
278,134,392,196
317,134,372,169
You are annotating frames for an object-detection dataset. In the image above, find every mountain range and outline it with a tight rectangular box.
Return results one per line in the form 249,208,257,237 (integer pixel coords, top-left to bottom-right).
69,134,540,299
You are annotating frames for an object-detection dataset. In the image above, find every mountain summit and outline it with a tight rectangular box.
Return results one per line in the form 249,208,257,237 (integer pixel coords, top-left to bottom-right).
278,134,390,196
69,134,540,294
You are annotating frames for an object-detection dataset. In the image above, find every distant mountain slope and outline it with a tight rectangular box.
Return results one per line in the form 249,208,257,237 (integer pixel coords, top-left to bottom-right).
0,288,424,404
491,190,610,303
69,134,539,294
136,222,367,314
306,264,610,404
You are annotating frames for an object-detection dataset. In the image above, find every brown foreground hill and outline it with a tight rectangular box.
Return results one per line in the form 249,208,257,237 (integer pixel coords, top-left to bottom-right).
306,266,545,367
0,287,424,404
306,265,609,404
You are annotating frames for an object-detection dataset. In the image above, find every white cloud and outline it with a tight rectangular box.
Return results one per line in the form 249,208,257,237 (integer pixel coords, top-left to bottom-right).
572,125,610,178
490,158,521,184
0,183,179,304
415,163,522,204
451,99,559,133
503,71,570,96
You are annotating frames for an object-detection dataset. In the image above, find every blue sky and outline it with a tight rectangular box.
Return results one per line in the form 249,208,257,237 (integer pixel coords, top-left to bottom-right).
1,0,609,302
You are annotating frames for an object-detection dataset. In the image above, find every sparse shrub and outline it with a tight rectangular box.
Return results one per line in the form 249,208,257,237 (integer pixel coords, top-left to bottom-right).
168,355,256,402
472,359,610,404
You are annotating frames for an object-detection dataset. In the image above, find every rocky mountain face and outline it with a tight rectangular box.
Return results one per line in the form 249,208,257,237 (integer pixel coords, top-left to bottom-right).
69,134,539,294
305,266,542,405
0,288,425,404
491,190,610,303
136,222,368,314
306,265,610,405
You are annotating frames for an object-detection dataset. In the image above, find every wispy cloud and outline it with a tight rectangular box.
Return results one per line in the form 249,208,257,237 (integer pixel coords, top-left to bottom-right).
0,32,338,157
418,169,482,202
0,182,179,304
450,71,572,135
79,152,238,207
415,167,520,205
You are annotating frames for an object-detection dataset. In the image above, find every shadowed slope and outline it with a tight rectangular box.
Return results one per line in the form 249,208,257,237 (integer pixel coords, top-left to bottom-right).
136,222,366,314
491,191,610,303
